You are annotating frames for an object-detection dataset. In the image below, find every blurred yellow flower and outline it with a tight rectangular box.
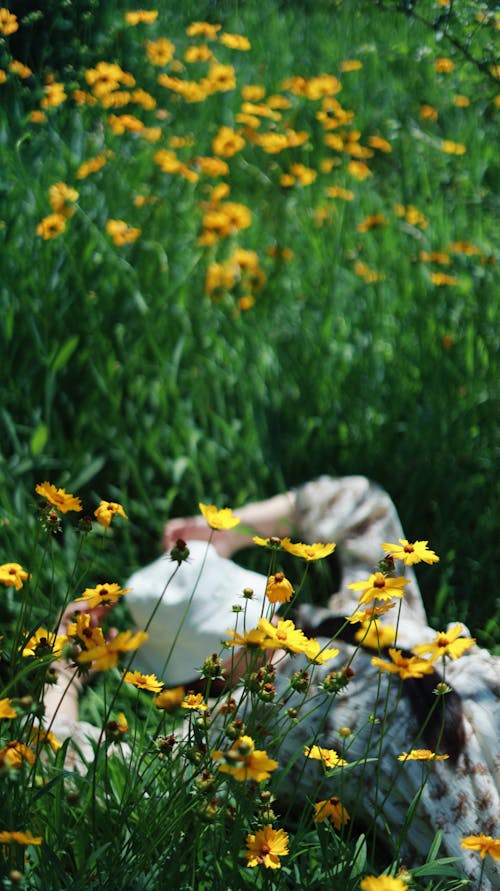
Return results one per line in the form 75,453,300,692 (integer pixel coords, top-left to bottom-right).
225,627,269,648
242,84,266,101
435,57,455,73
281,538,336,561
106,219,141,245
124,670,163,693
347,602,396,624
186,21,222,40
357,213,388,233
382,539,439,566
0,698,17,719
361,875,408,891
35,481,82,512
36,212,67,240
430,272,460,285
246,825,289,869
0,563,29,590
22,628,67,659
41,81,67,108
67,612,105,650
266,572,294,604
0,741,36,769
154,685,185,711
304,745,347,768
213,735,278,781
219,32,251,51
78,630,148,671
30,727,62,753
371,648,434,679
124,10,158,25
77,153,108,179
94,500,128,528
146,38,175,66
75,582,130,609
441,139,466,155
413,625,475,662
181,692,208,711
419,250,450,265
397,749,449,761
341,59,362,72
199,502,241,530
347,160,372,180
9,60,32,78
420,103,438,121
326,185,354,201
460,834,500,860
212,125,245,157
368,135,392,152
348,572,409,605
454,94,470,107
49,182,79,217
304,639,339,665
0,831,42,845
0,8,19,35
314,796,350,828
355,620,396,649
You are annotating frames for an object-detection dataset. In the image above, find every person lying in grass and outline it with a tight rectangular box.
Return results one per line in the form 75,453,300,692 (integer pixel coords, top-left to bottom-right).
45,476,499,889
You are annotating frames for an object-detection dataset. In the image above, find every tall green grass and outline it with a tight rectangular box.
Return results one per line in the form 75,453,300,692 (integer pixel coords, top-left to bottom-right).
0,0,498,639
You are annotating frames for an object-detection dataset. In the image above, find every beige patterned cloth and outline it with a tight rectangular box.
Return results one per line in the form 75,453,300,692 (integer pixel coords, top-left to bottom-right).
275,476,500,889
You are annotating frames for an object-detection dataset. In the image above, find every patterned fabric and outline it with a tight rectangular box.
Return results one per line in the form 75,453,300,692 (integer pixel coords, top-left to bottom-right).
275,476,499,888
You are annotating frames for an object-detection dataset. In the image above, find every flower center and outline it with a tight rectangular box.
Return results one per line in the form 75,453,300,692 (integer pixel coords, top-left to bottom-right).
404,544,415,553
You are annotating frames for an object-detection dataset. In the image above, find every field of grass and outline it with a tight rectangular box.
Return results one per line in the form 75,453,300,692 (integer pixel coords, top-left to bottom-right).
1,2,500,887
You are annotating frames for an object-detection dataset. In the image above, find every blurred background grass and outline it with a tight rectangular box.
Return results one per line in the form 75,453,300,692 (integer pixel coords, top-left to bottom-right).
0,0,498,642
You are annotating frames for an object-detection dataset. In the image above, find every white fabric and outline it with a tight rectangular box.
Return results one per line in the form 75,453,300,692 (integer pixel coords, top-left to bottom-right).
126,540,267,684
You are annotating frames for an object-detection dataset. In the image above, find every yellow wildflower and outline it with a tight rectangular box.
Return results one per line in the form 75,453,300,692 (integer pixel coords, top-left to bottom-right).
78,630,148,671
371,648,434,679
186,21,222,40
304,639,339,665
154,686,185,711
304,745,347,768
435,57,455,73
340,59,362,72
0,831,42,845
106,219,141,245
460,834,500,860
124,10,158,26
420,104,438,121
9,60,32,78
382,539,439,566
225,627,269,649
41,81,66,108
413,625,475,662
368,135,392,152
314,796,350,828
347,602,396,623
22,628,67,659
30,727,62,753
146,38,175,66
246,825,289,869
257,617,311,655
0,563,29,590
0,698,17,720
181,692,208,711
35,481,82,513
361,876,408,891
281,538,336,561
441,139,466,155
431,272,460,285
124,670,163,693
0,8,18,35
212,125,245,157
0,741,36,769
36,213,67,240
357,213,388,233
454,94,470,107
397,749,449,761
348,572,409,605
94,500,128,528
76,153,108,179
347,160,372,180
219,32,251,51
66,613,105,650
265,572,294,604
199,502,241,530
75,582,130,609
355,620,396,650
213,735,278,782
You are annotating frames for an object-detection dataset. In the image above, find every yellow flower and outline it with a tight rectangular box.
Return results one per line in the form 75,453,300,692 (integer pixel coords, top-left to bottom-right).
219,32,251,51
420,103,438,121
0,698,17,720
75,582,130,609
304,745,347,768
246,825,289,869
340,59,362,72
355,620,396,650
326,185,354,201
225,627,269,649
212,125,245,157
0,8,19,35
124,10,158,26
360,876,408,891
94,500,128,528
76,153,108,179
242,84,266,101
10,59,32,78
67,612,105,650
186,21,222,40
0,741,36,769
435,57,455,73
266,572,294,604
124,670,163,693
303,639,339,665
252,535,283,550
348,572,409,605
41,81,66,108
258,617,311,655
368,135,392,153
347,602,396,623
413,625,475,662
30,727,62,753
181,692,208,711
454,94,470,107
146,38,175,66
347,160,372,180
0,831,42,845
430,272,460,286
357,213,388,233
199,502,241,530
36,213,67,240
448,240,481,256
35,481,82,513
22,628,67,659
314,796,350,829
460,834,500,860
281,538,336,561
382,539,439,566
106,219,141,245
397,749,449,761
49,182,79,216
154,686,185,711
371,648,435,679
0,562,29,590
213,735,278,782
77,630,148,671
441,140,466,155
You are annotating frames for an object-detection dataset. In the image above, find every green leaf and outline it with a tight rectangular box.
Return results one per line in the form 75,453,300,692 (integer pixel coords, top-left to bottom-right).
50,335,79,372
30,423,48,456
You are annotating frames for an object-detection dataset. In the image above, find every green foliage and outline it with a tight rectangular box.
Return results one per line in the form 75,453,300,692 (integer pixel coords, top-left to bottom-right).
0,2,498,640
